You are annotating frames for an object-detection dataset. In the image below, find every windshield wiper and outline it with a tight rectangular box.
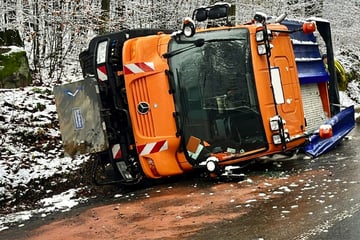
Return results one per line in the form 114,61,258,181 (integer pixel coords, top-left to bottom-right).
163,38,205,58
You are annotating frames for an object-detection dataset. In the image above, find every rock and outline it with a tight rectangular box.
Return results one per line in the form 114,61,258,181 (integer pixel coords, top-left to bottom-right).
0,29,32,88
0,47,32,88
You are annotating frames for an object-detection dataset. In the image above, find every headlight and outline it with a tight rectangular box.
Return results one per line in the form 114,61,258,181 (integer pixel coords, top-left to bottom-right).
257,43,273,55
201,156,219,172
270,120,279,131
254,12,267,24
256,29,272,42
270,116,281,131
257,44,267,55
206,160,217,172
182,17,196,37
272,134,282,145
256,30,264,42
96,41,108,64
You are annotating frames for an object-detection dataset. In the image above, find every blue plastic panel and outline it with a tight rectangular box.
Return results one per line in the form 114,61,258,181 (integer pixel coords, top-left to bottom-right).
304,106,355,157
296,61,329,84
283,20,330,84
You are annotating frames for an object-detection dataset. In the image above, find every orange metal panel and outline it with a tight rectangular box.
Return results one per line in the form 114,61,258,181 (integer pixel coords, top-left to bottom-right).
123,34,186,177
249,24,306,154
318,81,331,118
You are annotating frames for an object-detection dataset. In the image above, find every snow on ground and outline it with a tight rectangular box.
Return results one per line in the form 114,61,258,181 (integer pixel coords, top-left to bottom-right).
0,86,91,231
341,81,360,121
0,188,87,232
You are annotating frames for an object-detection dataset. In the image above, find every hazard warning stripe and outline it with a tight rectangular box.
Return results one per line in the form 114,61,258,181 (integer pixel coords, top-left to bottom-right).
137,140,168,156
124,62,155,74
112,144,122,159
97,65,108,81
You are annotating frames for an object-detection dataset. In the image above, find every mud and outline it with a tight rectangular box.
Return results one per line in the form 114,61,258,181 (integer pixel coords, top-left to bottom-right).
2,167,328,240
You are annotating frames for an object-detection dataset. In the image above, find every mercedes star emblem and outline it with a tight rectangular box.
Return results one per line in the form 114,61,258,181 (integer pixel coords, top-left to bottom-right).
137,101,150,114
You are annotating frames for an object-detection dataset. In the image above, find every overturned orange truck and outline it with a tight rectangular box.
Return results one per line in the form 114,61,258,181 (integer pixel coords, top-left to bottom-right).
54,3,355,185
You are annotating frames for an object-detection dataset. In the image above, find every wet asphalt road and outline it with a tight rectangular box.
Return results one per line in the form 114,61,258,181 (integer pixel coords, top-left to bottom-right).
1,126,359,240
190,123,360,240
316,210,360,240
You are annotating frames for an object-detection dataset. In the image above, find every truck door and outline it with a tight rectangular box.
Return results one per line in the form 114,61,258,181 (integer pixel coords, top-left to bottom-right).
272,55,305,137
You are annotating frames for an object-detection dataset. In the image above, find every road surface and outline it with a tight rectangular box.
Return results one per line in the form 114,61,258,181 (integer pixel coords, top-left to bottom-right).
1,124,359,240
192,123,360,240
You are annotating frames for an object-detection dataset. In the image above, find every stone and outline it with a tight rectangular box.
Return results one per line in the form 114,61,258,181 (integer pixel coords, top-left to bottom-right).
0,30,32,88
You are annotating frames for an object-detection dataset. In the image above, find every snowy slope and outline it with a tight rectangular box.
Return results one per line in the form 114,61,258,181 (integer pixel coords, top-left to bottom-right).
0,86,91,231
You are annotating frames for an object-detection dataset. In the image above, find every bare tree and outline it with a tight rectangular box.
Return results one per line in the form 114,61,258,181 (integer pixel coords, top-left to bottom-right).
1,0,358,85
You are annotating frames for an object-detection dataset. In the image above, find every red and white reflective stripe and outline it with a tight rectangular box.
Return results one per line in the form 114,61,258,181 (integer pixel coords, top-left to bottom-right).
112,144,122,159
97,65,108,81
137,140,168,156
124,62,155,74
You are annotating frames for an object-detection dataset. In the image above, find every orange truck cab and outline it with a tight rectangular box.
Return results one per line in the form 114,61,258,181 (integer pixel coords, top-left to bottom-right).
54,3,354,185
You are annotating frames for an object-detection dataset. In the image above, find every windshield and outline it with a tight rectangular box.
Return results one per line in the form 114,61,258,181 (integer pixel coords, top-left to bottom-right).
168,28,267,161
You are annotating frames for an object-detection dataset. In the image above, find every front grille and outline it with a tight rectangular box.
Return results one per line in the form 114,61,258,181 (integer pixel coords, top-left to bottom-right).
131,77,155,137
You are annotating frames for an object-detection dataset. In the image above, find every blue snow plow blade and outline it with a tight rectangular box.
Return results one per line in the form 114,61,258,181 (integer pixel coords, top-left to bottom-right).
305,106,355,157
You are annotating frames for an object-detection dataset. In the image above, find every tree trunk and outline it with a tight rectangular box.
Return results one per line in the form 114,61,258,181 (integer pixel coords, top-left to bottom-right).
100,0,110,34
32,0,41,84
